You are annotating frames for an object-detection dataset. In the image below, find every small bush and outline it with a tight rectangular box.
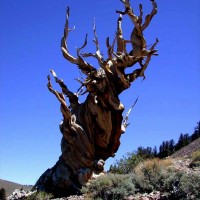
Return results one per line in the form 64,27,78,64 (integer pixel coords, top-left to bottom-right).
179,173,200,199
82,173,135,200
191,150,200,162
26,191,54,200
133,158,176,193
190,150,200,168
109,154,144,174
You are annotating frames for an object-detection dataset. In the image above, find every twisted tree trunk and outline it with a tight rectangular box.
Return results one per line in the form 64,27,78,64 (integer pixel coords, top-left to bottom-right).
34,0,158,197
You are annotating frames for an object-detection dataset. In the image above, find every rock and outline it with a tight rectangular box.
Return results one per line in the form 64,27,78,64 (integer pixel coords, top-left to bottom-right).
7,189,36,200
140,197,149,200
126,195,136,200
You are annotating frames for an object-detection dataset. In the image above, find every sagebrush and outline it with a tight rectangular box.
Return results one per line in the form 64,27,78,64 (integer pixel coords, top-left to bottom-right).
83,158,200,200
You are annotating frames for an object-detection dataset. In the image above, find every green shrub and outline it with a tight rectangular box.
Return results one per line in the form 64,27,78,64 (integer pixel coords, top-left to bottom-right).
179,173,200,199
109,153,144,174
26,191,54,200
133,158,177,193
82,173,135,200
190,150,200,168
191,150,200,161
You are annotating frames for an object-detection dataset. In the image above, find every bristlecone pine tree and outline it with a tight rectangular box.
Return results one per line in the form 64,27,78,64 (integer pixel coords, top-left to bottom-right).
34,0,158,197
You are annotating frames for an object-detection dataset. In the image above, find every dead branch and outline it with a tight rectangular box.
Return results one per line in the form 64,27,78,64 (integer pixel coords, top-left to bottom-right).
116,14,125,54
122,97,138,131
138,4,143,25
61,7,96,75
81,19,105,68
142,0,157,31
106,36,116,60
50,70,80,110
47,74,71,120
138,38,159,78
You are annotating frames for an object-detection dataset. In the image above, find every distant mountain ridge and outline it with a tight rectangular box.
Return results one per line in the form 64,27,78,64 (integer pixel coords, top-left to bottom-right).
0,179,32,196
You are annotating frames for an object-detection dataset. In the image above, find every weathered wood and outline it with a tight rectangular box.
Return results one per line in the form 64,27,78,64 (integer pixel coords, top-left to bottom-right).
35,0,158,197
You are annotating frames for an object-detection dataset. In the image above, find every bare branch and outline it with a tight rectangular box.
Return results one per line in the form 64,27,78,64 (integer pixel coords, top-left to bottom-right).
92,18,105,66
50,70,80,110
61,7,96,75
80,18,103,63
106,37,112,59
119,0,141,33
116,10,126,15
142,0,157,31
81,18,114,74
61,7,77,63
77,34,88,58
106,36,117,61
138,4,143,25
118,0,158,63
81,52,97,59
112,0,158,89
138,38,159,78
116,14,125,54
122,97,138,132
47,74,71,120
120,0,131,9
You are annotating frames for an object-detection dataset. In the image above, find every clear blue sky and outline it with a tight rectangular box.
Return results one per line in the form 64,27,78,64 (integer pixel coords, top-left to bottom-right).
0,0,199,185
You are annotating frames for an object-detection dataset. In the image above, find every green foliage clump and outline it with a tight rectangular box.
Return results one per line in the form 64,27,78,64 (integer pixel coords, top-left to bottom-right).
109,153,144,174
0,188,6,200
133,158,179,193
82,174,135,200
179,172,200,199
26,191,54,200
192,150,200,161
190,150,200,168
